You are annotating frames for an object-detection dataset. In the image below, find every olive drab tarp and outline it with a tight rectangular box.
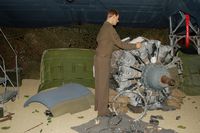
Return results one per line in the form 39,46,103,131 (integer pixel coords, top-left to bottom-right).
178,52,200,95
24,48,95,116
38,48,95,92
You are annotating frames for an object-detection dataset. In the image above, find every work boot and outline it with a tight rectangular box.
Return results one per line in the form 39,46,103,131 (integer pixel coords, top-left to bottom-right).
105,112,117,117
98,109,116,118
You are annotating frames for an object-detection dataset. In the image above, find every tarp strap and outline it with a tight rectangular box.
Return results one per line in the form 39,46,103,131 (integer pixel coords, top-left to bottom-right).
185,14,190,48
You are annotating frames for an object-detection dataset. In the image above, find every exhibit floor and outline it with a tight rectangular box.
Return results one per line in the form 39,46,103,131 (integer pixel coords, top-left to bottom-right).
0,79,200,133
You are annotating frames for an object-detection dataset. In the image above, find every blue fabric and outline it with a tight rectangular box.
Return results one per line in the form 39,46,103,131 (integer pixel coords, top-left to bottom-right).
24,83,92,108
0,0,199,28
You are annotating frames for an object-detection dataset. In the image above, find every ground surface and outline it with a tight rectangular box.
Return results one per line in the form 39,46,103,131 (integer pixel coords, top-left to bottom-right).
0,79,200,133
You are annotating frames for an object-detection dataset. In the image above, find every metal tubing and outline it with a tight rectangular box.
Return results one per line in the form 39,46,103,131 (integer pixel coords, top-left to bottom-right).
0,28,19,97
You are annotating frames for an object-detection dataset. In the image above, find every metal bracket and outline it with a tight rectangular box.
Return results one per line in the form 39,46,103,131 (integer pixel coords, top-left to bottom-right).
169,11,200,55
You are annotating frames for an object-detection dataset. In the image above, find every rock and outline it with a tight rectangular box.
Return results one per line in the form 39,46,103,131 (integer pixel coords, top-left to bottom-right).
176,116,181,120
170,88,186,98
166,88,186,109
166,97,181,109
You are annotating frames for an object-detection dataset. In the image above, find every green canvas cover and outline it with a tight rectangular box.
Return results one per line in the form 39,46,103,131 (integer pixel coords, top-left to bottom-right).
178,52,200,95
38,48,95,92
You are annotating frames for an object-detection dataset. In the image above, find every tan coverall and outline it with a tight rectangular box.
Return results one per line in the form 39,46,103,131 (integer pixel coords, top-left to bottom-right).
95,21,137,116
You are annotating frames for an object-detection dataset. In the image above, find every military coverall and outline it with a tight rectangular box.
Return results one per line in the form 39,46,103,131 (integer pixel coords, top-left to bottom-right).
95,21,137,116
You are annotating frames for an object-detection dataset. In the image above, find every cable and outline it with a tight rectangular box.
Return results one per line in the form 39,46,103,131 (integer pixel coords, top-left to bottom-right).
111,88,147,121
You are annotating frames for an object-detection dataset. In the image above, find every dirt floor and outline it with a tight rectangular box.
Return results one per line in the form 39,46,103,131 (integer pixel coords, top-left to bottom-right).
0,79,200,133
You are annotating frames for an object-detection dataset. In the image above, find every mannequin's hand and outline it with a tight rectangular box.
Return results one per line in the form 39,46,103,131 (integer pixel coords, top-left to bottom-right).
135,42,142,49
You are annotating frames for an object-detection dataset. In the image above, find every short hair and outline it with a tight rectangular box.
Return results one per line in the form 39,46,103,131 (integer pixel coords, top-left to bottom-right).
107,9,119,18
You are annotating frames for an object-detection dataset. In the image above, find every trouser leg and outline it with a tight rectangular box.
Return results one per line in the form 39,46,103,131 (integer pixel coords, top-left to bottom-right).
94,56,110,116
